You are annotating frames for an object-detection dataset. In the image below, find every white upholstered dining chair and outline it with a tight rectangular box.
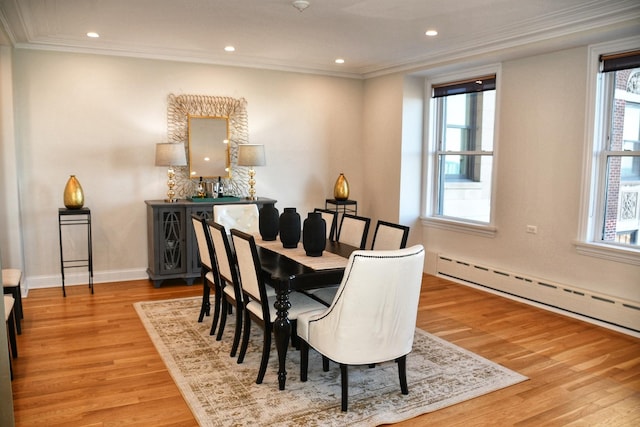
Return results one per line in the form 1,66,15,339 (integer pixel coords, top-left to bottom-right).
231,229,326,384
207,220,245,358
297,245,425,411
213,204,260,234
191,214,223,336
336,213,370,249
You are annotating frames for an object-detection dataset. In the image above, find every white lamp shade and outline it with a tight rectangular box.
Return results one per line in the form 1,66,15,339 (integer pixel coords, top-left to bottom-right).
155,143,187,166
237,144,266,167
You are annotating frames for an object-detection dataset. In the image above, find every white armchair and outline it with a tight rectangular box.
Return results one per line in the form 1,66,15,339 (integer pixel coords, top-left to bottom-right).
213,204,260,234
297,245,425,411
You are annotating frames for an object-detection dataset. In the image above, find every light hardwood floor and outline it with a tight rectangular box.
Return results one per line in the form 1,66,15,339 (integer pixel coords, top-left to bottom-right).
8,275,640,426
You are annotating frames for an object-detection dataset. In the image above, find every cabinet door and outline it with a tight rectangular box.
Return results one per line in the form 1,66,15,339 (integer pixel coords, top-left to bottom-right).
157,206,187,275
186,205,214,275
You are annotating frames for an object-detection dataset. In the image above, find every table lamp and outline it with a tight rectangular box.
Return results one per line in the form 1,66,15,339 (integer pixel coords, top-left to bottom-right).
155,143,187,203
237,144,266,200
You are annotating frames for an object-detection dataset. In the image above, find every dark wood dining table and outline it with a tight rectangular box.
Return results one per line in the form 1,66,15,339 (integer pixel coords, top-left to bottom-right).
255,239,357,390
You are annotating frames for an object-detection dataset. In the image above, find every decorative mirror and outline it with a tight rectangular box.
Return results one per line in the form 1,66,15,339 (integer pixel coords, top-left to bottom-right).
167,94,249,197
187,115,230,179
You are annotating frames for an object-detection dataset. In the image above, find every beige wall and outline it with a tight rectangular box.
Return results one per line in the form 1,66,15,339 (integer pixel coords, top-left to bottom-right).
9,49,363,287
2,43,638,305
420,47,639,302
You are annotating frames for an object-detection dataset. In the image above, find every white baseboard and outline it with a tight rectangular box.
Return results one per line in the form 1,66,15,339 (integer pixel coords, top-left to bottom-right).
24,268,149,294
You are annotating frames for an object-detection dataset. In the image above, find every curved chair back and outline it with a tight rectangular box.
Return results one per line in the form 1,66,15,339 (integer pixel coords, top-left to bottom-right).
303,245,425,365
337,214,371,249
371,220,409,250
313,208,338,241
191,215,213,272
207,221,243,303
230,229,269,320
213,204,259,234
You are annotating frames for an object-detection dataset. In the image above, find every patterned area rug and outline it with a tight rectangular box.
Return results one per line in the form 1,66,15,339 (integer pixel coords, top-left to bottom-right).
135,297,527,427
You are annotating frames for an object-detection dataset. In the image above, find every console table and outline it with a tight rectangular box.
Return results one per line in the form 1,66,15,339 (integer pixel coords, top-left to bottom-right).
145,197,276,287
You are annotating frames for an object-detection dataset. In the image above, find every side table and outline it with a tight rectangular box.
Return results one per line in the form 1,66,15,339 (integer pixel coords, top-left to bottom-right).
58,208,94,297
325,199,358,216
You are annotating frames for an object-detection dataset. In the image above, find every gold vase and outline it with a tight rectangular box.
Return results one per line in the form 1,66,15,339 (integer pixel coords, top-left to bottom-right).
64,175,85,209
333,173,349,201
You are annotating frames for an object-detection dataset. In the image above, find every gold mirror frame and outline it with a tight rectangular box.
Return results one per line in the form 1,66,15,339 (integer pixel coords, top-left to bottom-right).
167,94,249,197
187,115,230,179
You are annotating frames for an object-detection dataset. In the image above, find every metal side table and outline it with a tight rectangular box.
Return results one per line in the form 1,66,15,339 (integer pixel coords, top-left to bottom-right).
58,208,94,297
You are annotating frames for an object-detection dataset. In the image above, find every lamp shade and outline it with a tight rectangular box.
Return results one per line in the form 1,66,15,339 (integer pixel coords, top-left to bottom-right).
237,144,266,167
155,143,187,166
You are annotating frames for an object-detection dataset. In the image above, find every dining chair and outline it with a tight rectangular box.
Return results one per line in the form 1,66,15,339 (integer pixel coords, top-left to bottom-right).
231,229,326,384
3,268,23,334
313,208,338,241
4,295,17,379
308,213,372,305
207,220,245,357
371,220,410,250
192,215,223,336
213,204,260,234
297,245,425,411
337,213,370,249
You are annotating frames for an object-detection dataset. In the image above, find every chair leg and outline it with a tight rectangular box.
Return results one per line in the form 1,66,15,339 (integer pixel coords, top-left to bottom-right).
256,324,272,384
237,309,252,364
216,299,229,340
397,355,408,395
340,364,349,412
300,340,309,381
209,283,222,336
322,356,330,372
230,303,243,357
198,279,210,323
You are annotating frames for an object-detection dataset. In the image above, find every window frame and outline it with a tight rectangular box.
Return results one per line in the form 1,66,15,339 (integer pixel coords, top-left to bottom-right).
422,65,500,237
576,37,640,266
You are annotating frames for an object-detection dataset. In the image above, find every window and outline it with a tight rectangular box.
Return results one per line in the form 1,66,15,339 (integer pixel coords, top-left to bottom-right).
427,72,497,226
579,41,640,264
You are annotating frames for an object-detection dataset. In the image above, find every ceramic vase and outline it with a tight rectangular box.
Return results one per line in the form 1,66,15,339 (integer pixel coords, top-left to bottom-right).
333,173,349,200
63,175,85,209
279,207,301,248
303,212,326,257
259,203,279,241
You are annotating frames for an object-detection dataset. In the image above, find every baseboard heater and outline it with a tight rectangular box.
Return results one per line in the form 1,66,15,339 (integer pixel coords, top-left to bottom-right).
435,254,640,334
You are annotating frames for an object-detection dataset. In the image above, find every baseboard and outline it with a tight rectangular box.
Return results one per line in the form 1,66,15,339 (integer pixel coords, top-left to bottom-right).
434,253,640,337
24,268,149,293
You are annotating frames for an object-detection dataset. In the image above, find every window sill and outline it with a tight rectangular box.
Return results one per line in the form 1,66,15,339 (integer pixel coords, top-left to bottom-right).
574,241,640,266
421,216,497,238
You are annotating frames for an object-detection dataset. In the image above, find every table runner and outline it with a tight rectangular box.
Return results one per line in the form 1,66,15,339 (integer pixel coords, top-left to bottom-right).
255,238,349,270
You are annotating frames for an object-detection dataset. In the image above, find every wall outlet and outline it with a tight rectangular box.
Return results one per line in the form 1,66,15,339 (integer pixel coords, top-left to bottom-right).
526,225,538,234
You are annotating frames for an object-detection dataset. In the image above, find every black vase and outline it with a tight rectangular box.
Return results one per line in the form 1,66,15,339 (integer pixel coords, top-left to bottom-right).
259,203,279,241
303,212,326,257
279,207,301,248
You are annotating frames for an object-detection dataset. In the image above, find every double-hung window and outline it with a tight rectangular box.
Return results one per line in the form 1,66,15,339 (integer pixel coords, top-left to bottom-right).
426,70,498,229
579,41,640,264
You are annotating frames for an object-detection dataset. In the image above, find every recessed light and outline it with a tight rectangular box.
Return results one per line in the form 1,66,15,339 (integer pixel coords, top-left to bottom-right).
425,30,438,37
224,46,235,52
86,32,100,38
335,58,345,64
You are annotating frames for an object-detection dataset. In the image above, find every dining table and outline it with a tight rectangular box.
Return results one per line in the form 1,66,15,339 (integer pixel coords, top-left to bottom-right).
254,237,358,390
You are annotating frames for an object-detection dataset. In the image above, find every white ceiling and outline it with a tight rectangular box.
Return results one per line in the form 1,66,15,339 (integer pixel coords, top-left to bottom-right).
0,0,639,78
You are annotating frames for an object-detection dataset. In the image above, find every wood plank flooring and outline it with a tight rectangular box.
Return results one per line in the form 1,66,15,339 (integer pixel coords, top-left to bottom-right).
8,275,640,426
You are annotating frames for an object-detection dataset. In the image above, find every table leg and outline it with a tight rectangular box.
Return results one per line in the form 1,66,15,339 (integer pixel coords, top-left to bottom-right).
273,284,291,390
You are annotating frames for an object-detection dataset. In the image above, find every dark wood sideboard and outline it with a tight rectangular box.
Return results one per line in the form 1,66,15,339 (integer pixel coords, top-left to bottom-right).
145,197,277,287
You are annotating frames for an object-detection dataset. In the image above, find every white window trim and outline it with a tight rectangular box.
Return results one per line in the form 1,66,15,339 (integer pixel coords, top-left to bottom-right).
422,63,501,238
577,35,640,266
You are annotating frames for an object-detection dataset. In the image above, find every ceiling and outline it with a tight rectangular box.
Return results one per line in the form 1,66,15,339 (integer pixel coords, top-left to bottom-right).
0,0,639,78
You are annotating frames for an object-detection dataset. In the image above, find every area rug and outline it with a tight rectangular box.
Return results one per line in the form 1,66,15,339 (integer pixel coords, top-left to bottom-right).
134,297,527,427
